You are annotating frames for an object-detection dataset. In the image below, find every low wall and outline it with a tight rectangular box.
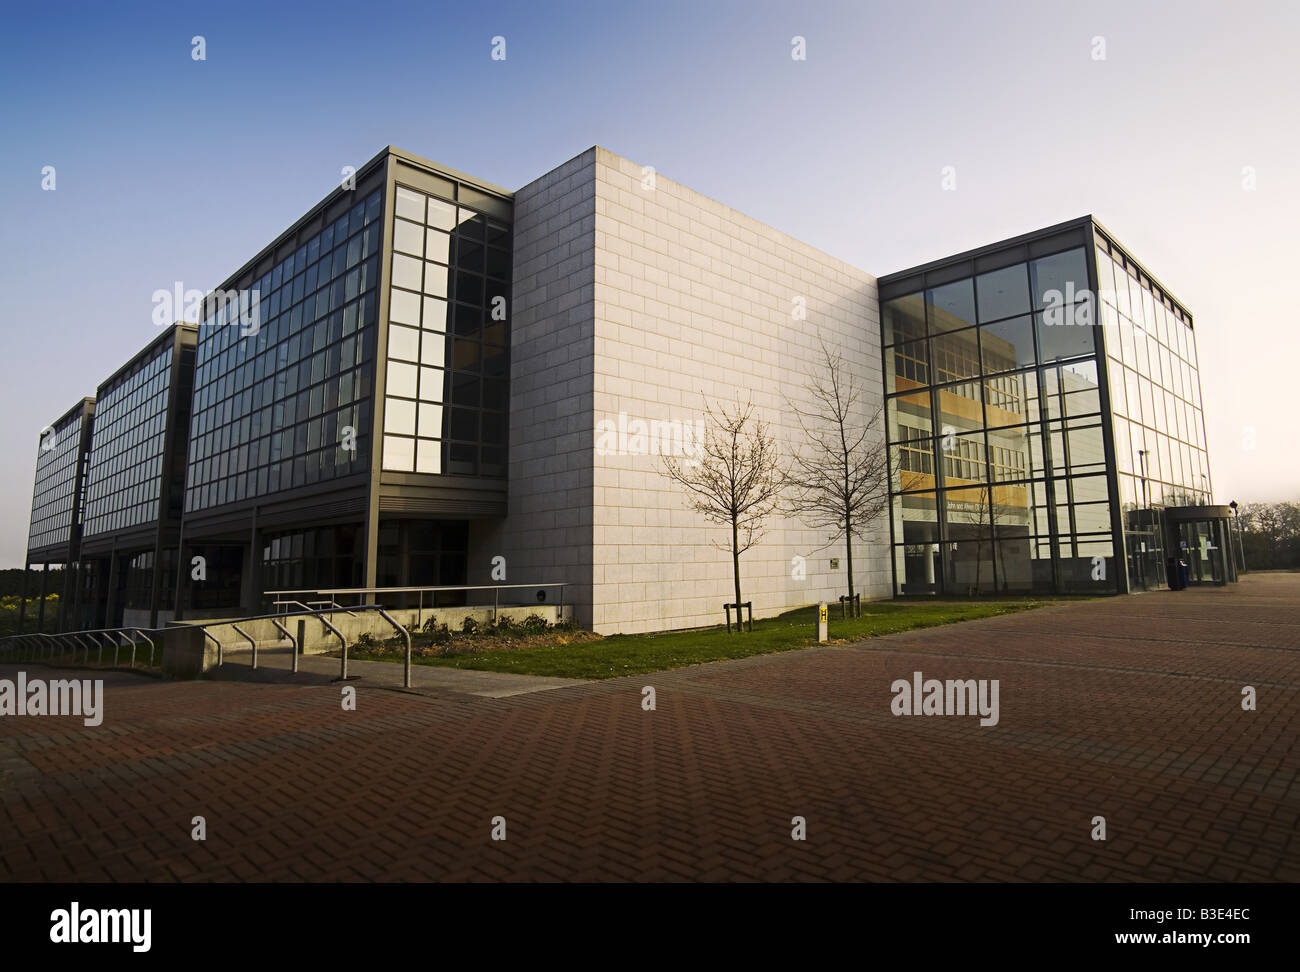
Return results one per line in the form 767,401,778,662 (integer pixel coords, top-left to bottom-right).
160,626,217,678
168,603,573,660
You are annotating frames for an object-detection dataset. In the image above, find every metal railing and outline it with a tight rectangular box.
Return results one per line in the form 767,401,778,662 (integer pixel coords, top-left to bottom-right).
0,626,162,669
307,599,358,617
198,603,415,687
1,603,424,689
266,583,567,628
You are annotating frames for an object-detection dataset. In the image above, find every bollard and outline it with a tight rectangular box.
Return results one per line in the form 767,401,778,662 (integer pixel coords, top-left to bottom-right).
295,620,304,675
817,602,828,643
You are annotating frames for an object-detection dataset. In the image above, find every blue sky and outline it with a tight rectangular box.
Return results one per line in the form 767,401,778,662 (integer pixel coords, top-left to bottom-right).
1,0,1296,566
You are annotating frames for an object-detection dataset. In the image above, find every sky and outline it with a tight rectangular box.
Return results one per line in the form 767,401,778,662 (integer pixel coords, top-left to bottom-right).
0,0,1296,567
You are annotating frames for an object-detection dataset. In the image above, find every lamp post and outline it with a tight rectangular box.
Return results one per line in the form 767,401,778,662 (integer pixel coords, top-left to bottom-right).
1228,500,1245,574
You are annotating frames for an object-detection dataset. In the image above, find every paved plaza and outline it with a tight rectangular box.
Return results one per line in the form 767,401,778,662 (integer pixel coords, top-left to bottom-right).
1,574,1296,882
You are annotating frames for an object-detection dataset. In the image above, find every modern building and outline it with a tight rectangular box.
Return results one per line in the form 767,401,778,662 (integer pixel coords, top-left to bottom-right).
76,323,197,629
176,148,513,622
20,396,95,631
879,215,1234,595
17,150,1234,637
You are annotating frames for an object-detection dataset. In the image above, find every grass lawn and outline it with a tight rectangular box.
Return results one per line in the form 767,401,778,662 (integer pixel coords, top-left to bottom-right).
345,596,1076,680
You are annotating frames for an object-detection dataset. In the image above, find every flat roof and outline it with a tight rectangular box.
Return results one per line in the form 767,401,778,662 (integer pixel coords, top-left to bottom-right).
43,396,95,435
202,146,514,309
879,215,1194,324
95,322,194,397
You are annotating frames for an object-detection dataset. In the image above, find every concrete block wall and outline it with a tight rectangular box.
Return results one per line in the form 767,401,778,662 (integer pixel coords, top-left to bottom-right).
474,150,599,626
587,147,889,633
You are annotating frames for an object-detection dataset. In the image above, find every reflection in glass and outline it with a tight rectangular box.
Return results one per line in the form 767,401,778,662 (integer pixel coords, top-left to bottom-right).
934,379,984,437
976,264,1030,323
930,328,981,383
384,397,415,435
1036,309,1095,362
980,315,1035,372
387,361,417,398
882,293,926,345
925,278,976,334
887,335,929,394
1029,248,1088,308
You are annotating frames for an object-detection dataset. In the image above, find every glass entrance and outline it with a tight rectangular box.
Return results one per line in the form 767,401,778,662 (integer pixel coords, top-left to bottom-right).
1178,519,1226,585
1125,509,1167,591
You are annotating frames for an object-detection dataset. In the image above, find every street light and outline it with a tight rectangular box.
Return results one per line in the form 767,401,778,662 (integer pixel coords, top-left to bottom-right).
1228,500,1246,574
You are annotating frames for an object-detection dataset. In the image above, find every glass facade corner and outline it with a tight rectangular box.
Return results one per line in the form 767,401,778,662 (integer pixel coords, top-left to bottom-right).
26,404,91,557
1095,233,1211,590
382,183,511,478
83,342,174,538
882,242,1116,595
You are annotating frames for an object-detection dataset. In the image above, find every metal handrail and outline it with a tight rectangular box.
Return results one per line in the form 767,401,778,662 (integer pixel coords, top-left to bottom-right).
317,614,348,680
265,582,569,629
270,618,297,674
96,631,113,666
2,604,419,684
135,629,155,667
267,583,567,596
0,624,164,668
204,629,223,667
373,608,413,688
306,599,358,617
272,599,314,614
232,624,257,669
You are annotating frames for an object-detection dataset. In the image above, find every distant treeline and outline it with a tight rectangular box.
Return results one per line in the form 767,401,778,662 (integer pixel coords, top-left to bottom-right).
0,567,66,598
1237,501,1300,571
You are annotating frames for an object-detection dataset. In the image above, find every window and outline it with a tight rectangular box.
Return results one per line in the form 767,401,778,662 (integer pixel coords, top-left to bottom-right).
976,264,1030,323
382,184,511,477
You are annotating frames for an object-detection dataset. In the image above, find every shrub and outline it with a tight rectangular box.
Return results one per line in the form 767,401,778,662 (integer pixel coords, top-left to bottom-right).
461,616,480,635
521,613,549,634
421,615,440,634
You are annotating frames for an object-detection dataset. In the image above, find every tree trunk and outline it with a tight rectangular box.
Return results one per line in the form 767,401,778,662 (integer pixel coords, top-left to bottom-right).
844,509,855,616
731,515,744,632
843,458,854,614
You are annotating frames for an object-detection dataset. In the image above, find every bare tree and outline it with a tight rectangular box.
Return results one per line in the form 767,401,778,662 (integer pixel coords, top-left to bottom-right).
663,399,784,632
783,341,891,613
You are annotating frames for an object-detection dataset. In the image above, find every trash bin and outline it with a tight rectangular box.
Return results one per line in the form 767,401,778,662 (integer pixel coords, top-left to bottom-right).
1178,558,1191,589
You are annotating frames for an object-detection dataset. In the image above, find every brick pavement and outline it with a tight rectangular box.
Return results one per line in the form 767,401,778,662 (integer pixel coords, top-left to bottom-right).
1,573,1297,882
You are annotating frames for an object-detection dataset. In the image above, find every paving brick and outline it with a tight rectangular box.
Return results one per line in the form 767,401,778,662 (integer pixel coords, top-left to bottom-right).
1,575,1298,881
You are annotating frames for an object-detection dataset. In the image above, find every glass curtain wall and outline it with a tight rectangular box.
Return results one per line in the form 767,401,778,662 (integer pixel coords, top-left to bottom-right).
884,246,1116,595
383,185,511,478
27,410,85,553
1095,235,1210,590
83,345,173,537
185,189,383,513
